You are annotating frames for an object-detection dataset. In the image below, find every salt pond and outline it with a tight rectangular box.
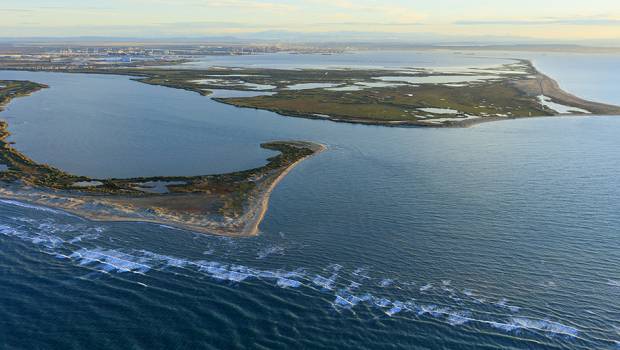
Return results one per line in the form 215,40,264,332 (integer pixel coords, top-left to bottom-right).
373,75,501,84
537,95,591,114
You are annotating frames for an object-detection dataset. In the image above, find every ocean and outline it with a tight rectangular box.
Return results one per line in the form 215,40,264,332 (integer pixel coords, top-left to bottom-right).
1,50,619,349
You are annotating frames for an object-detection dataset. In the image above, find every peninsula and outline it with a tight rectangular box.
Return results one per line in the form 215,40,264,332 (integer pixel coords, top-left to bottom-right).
140,59,620,127
4,59,619,127
0,80,324,235
1,57,619,235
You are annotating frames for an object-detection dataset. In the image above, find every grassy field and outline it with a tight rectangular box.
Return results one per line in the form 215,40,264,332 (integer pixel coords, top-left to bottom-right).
216,81,549,125
106,60,619,126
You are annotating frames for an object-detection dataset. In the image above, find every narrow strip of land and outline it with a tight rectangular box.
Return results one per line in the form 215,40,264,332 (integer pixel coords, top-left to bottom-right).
3,59,618,127
0,81,324,235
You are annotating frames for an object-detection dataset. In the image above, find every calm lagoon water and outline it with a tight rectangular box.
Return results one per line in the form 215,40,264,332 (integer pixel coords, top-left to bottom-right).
0,71,279,178
0,52,619,349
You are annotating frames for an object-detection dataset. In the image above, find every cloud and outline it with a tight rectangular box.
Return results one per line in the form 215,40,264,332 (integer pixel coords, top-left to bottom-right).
316,22,425,27
130,0,299,12
455,18,620,26
0,8,34,12
307,0,426,22
1,5,110,11
153,21,273,29
203,0,298,11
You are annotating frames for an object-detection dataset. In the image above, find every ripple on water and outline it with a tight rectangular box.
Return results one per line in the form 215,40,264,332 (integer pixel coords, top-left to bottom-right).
0,201,588,344
0,199,70,215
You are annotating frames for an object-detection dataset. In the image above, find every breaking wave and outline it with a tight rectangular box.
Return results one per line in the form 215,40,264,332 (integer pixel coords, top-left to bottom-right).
0,213,585,342
0,199,73,216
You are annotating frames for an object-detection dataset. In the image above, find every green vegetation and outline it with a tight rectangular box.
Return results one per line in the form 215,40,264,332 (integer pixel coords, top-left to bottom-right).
0,81,81,188
2,59,618,233
102,60,619,126
134,72,213,96
0,80,48,107
215,81,549,126
6,59,618,127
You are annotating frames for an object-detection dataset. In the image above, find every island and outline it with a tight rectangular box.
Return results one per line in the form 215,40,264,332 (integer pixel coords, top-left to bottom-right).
134,60,620,127
4,59,616,127
0,80,324,235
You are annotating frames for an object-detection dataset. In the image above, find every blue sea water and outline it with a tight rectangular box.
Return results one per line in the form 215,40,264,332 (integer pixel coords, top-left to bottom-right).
491,50,620,106
1,51,619,349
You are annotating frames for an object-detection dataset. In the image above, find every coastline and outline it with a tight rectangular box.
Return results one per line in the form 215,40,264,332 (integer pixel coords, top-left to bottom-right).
240,142,326,235
0,142,325,237
1,58,619,234
212,65,620,128
0,144,327,237
3,59,620,128
1,82,325,236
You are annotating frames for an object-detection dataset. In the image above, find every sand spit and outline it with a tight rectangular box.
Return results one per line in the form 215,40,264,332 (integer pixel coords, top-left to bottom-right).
0,142,325,237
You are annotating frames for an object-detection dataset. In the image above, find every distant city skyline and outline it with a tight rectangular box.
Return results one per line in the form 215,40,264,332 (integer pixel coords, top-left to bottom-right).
2,0,620,42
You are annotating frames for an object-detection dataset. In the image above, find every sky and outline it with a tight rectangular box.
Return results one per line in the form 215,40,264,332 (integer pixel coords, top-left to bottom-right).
2,0,620,42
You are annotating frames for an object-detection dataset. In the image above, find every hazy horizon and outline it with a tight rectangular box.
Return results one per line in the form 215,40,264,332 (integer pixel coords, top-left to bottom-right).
2,0,620,44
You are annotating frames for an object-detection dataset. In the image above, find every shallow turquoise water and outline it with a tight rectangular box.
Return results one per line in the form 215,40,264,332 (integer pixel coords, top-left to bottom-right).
0,52,619,349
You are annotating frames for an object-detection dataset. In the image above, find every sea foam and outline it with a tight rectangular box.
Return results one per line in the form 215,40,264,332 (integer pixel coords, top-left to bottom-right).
0,217,584,341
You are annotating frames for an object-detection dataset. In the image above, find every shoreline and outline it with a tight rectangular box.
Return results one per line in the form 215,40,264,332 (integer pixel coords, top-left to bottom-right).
1,58,619,234
241,143,326,235
212,66,620,128
1,81,325,236
3,59,620,128
0,142,325,237
0,144,328,237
